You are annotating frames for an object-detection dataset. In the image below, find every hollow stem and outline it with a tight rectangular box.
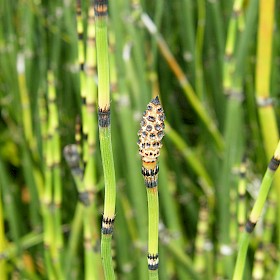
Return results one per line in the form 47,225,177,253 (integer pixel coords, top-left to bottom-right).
94,0,116,278
233,141,280,280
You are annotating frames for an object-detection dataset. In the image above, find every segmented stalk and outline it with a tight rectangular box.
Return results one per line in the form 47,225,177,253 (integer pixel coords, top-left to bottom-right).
237,159,247,234
138,96,165,279
44,71,63,280
255,0,280,251
0,187,7,280
229,184,237,246
233,141,280,280
223,0,244,95
194,200,209,275
76,0,89,166
94,0,116,278
16,54,36,152
252,243,265,280
218,2,246,277
84,1,102,278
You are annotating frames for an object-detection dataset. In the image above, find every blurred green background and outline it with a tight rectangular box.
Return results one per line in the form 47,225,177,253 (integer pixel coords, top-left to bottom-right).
0,0,280,279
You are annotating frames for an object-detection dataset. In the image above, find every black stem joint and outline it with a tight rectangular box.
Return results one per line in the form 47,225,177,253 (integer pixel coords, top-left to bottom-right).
268,156,280,171
98,108,110,127
101,215,115,234
147,253,159,270
142,165,159,188
245,219,256,233
94,0,108,17
78,191,90,206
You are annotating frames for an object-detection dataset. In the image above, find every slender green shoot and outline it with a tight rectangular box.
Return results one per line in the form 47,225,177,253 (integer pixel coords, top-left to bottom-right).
94,0,116,278
233,140,280,280
137,96,165,279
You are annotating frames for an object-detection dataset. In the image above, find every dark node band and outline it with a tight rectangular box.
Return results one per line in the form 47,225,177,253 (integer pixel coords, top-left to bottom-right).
245,219,256,233
268,156,280,171
72,166,83,177
239,170,246,178
141,166,159,176
101,216,115,235
147,254,159,270
64,145,80,161
148,253,159,259
78,32,83,40
82,96,87,105
80,62,84,71
98,108,110,127
239,193,246,200
142,165,159,188
94,0,108,16
79,191,90,206
144,179,158,188
63,145,80,167
93,240,100,253
148,263,159,270
102,216,115,224
101,227,113,234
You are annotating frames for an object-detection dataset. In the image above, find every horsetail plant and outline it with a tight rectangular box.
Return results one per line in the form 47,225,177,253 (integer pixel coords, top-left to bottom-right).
94,0,116,278
64,1,102,279
237,158,247,235
76,0,91,167
233,140,280,280
137,96,165,279
43,70,64,280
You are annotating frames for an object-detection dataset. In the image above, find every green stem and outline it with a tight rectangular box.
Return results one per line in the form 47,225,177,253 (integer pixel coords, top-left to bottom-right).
101,234,114,279
95,0,116,278
233,141,280,279
0,188,6,280
147,187,159,280
233,233,250,280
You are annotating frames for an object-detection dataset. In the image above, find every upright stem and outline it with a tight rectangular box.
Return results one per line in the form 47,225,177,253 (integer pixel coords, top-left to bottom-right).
94,0,116,279
233,141,280,280
0,188,7,280
138,96,165,279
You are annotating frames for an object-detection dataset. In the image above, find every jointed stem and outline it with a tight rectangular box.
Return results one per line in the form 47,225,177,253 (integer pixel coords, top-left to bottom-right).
233,141,280,280
147,186,159,280
94,0,116,279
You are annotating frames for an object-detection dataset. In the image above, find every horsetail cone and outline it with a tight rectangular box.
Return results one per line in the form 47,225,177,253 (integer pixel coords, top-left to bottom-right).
138,96,165,188
137,96,165,162
138,96,165,274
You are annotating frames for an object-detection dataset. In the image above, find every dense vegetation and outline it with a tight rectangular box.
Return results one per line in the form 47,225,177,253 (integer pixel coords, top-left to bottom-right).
0,0,280,279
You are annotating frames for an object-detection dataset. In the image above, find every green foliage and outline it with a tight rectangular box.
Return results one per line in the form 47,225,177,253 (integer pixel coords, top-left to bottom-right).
0,0,280,279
